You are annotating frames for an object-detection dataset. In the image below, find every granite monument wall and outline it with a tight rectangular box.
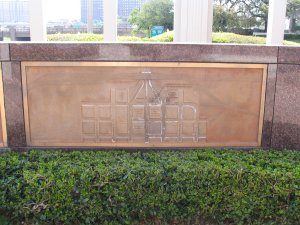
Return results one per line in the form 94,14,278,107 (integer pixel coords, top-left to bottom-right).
0,43,299,150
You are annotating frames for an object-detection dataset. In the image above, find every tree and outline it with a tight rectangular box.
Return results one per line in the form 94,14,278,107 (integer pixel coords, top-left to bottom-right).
213,5,240,32
287,0,300,32
214,0,242,9
128,0,174,36
238,0,269,31
216,0,300,33
213,0,269,31
213,0,259,32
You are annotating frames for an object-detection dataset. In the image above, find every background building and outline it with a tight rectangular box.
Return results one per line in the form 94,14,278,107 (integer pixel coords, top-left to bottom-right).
0,0,29,23
118,0,148,18
81,0,148,23
81,0,103,23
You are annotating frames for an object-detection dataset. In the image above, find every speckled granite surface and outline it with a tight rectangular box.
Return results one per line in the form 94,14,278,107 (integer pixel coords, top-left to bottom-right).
262,64,277,148
0,43,298,149
0,44,9,61
10,43,278,63
272,64,300,149
1,62,26,147
278,47,300,64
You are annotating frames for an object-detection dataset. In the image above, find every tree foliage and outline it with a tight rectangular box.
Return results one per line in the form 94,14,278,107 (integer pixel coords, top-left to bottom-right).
214,0,242,9
213,4,258,32
128,0,174,36
213,6,239,32
287,0,300,31
240,0,269,31
129,0,300,34
214,0,269,31
214,0,300,32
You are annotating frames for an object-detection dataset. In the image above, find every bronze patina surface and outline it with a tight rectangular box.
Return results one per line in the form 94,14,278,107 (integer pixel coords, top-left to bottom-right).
22,62,267,147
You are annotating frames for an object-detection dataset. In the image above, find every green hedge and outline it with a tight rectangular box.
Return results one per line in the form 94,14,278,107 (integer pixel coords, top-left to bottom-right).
254,33,300,40
47,32,299,45
47,32,173,42
47,33,105,42
212,32,265,44
1,150,300,225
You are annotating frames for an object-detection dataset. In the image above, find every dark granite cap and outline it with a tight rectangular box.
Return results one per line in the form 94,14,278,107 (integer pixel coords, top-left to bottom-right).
278,46,300,65
0,44,10,61
10,43,279,63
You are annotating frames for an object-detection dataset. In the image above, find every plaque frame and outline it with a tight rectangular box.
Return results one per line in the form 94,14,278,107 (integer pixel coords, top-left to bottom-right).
0,65,7,147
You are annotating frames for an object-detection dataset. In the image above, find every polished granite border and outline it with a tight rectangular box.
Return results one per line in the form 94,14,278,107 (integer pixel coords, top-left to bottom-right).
1,62,26,147
0,43,299,149
10,43,279,63
278,47,300,65
272,64,300,149
261,64,277,148
0,44,10,61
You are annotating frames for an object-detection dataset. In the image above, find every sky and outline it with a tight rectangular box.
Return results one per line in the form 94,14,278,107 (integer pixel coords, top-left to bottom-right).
0,0,81,21
44,0,81,21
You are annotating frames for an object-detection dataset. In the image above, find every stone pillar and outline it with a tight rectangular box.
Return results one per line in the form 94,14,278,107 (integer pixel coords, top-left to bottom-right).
174,0,213,43
266,0,288,45
87,0,93,33
29,0,47,41
103,0,117,42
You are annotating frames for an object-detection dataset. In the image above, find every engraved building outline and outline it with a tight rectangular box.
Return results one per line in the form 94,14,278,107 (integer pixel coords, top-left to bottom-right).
81,79,207,143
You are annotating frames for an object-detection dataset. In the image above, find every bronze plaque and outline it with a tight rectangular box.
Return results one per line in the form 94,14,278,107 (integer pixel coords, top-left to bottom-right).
22,62,267,147
0,65,7,147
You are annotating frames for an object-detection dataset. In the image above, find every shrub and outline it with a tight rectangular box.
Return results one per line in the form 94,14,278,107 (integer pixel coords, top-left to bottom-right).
47,33,171,43
212,32,266,44
118,36,145,42
151,31,174,42
254,33,300,40
1,149,300,225
48,33,104,42
284,34,300,40
47,32,299,45
283,34,300,45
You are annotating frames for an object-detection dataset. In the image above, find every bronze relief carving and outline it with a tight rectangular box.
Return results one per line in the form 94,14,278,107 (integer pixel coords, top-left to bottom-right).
22,62,267,147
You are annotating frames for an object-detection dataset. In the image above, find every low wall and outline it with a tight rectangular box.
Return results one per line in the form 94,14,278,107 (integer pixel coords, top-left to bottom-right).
0,43,299,150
